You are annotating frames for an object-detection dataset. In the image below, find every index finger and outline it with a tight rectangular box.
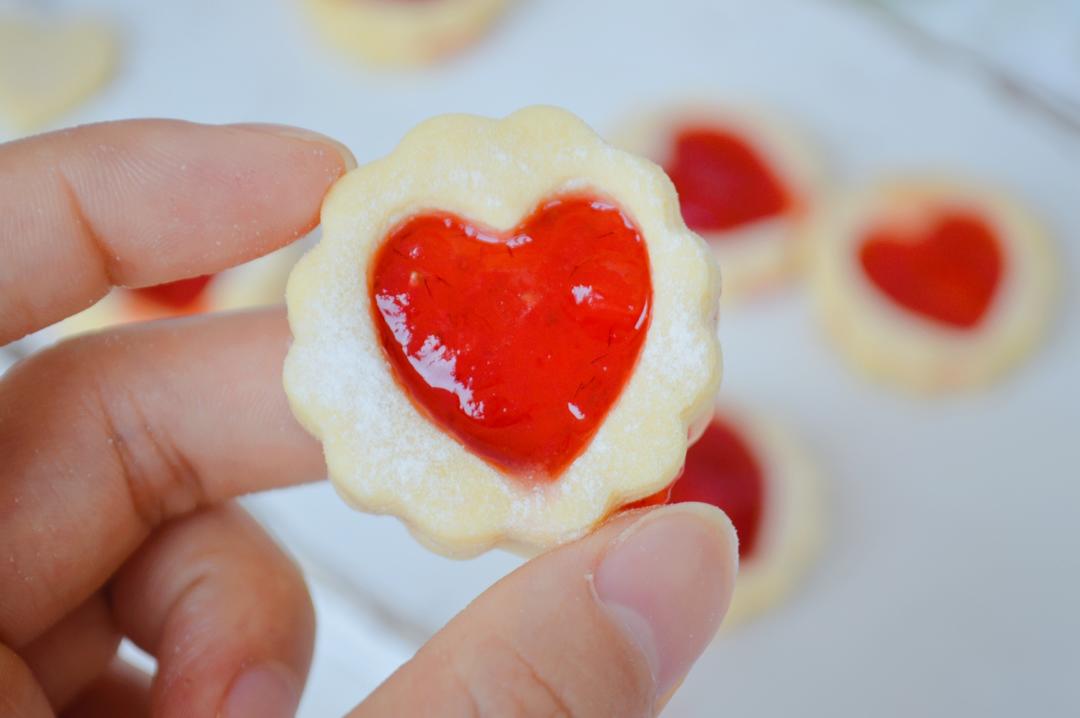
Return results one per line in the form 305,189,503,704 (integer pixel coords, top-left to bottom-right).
0,119,353,344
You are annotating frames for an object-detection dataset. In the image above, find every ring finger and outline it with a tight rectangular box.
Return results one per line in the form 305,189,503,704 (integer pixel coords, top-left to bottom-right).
16,504,315,718
111,503,315,718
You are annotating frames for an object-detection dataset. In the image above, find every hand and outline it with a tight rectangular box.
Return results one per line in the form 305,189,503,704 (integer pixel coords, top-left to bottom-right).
0,120,738,718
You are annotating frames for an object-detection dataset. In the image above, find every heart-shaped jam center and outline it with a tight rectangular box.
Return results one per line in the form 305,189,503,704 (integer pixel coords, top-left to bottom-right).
371,196,652,479
663,126,792,235
623,417,765,560
130,275,215,312
858,211,1003,329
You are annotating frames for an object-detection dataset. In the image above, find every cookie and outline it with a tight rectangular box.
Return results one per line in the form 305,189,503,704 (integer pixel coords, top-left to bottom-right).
284,107,722,556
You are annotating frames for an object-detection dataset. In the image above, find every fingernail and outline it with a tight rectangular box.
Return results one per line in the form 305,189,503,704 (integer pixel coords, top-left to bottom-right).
230,122,357,171
592,503,739,699
220,662,301,718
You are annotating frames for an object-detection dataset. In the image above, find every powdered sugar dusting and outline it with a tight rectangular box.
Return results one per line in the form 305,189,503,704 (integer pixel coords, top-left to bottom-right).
284,107,720,556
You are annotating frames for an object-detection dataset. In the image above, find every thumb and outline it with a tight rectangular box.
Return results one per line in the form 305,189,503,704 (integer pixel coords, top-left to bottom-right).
350,503,738,717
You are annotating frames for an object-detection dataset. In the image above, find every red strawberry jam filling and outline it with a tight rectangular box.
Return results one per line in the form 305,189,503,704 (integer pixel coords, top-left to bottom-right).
129,275,215,313
664,126,792,234
858,210,1003,329
624,417,766,560
370,195,652,479
131,274,214,308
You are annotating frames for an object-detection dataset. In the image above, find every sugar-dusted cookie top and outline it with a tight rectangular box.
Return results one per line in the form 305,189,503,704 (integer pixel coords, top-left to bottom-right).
284,107,722,556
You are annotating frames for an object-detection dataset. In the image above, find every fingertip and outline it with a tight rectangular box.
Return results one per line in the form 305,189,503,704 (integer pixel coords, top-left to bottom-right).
1,118,353,317
352,503,738,717
220,662,302,718
228,122,357,172
592,503,738,699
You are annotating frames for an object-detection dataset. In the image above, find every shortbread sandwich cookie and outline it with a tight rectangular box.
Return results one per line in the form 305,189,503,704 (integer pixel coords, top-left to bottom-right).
614,104,823,300
808,178,1057,392
306,0,509,67
54,244,304,337
284,107,722,557
622,405,823,625
0,14,119,132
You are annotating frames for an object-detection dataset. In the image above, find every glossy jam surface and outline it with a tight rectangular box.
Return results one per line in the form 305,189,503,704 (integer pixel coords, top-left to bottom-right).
625,418,766,560
131,275,214,311
664,126,791,234
371,196,652,479
859,210,1003,329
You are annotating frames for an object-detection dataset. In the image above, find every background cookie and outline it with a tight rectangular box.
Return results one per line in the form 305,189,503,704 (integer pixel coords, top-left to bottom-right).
306,0,509,67
808,178,1058,392
613,104,824,301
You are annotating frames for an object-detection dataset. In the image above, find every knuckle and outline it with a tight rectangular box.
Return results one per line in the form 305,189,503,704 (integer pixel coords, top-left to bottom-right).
205,506,315,630
98,393,204,530
12,330,208,530
250,542,314,630
64,332,207,529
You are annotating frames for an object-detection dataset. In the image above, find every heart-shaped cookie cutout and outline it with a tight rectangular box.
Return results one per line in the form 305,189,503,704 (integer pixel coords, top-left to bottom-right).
859,210,1003,329
664,126,791,234
0,17,118,131
371,195,652,479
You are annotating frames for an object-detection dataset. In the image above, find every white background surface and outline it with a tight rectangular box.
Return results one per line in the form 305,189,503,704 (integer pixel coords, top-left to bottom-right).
867,0,1080,123
3,0,1079,716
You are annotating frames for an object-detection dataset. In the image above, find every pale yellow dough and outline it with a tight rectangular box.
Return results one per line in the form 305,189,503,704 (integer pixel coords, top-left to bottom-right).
613,104,824,301
53,243,305,338
712,405,824,627
284,107,722,557
0,16,118,132
808,178,1058,393
307,0,508,67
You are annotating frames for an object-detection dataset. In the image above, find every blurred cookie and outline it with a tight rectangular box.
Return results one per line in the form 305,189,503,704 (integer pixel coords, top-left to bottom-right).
808,178,1057,392
614,104,824,300
307,0,509,67
624,404,824,625
55,243,305,337
0,15,119,132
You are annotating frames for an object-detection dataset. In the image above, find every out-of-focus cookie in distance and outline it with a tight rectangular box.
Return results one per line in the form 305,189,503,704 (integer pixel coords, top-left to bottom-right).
808,178,1058,393
613,104,824,301
54,243,306,337
306,0,510,67
0,14,119,133
622,404,824,626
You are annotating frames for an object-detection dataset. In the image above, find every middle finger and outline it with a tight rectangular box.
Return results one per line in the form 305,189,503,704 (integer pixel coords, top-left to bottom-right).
0,308,324,647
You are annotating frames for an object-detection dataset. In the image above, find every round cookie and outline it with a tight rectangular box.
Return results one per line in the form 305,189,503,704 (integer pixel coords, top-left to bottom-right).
622,405,823,625
613,104,823,300
284,107,722,557
808,178,1057,392
54,243,305,337
0,15,119,132
306,0,509,67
